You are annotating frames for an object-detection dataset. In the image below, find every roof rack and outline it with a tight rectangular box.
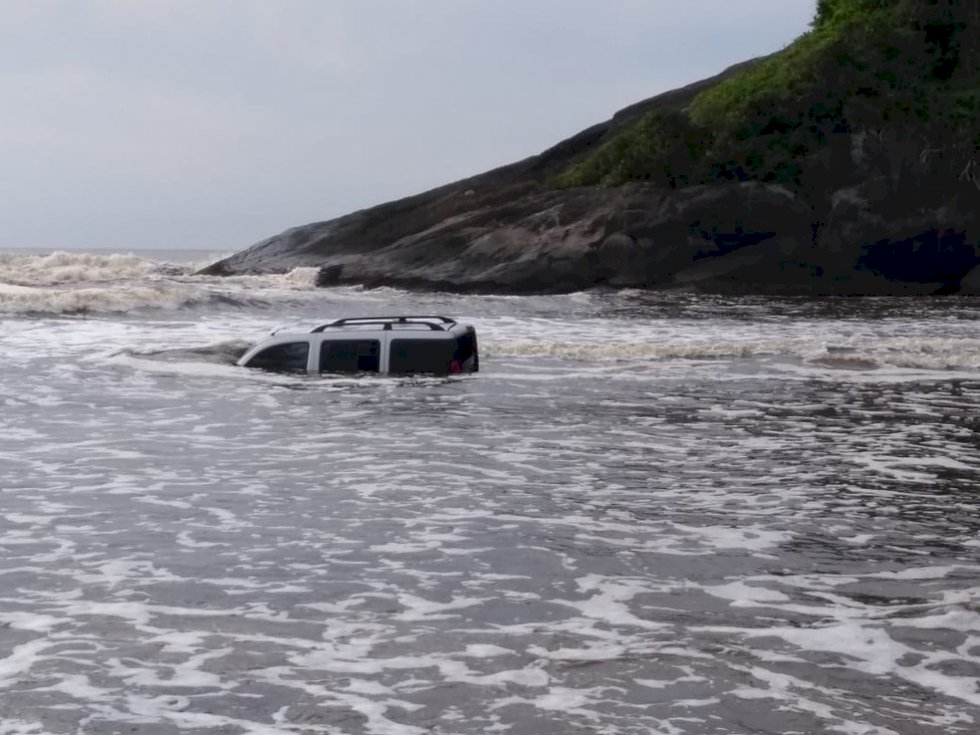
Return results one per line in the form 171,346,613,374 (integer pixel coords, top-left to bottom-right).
310,315,457,333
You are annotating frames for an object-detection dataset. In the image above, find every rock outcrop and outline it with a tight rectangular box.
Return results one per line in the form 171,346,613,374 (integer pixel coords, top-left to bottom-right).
200,1,979,296
200,133,977,295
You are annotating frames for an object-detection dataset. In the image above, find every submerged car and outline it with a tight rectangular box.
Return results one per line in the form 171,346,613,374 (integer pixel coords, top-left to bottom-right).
237,315,479,376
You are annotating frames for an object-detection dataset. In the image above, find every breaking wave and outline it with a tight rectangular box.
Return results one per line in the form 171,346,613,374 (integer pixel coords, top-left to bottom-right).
0,251,167,286
0,251,322,315
0,283,248,315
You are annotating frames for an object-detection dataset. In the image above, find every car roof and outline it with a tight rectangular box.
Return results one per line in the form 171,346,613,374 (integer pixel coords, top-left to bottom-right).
264,315,471,341
310,315,459,332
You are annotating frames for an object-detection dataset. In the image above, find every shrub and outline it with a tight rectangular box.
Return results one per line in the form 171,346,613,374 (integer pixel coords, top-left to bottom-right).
553,0,978,192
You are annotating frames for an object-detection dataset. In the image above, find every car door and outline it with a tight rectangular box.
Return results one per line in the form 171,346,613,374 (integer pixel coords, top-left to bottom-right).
317,335,382,374
385,332,457,375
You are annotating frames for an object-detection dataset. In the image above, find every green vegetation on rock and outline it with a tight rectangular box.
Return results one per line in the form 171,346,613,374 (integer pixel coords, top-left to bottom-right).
554,0,978,193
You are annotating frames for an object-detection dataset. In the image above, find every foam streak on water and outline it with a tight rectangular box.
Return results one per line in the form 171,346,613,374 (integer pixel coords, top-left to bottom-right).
1,249,980,734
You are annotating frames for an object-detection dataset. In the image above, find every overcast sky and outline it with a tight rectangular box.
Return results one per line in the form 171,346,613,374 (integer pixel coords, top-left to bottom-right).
1,1,815,251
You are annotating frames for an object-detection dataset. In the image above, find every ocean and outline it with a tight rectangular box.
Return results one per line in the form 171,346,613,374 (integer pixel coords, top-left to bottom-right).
1,248,979,734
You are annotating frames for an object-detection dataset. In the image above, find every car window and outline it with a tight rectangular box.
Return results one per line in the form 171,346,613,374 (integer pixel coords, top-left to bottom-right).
389,339,455,374
245,342,310,373
455,332,478,370
320,339,380,373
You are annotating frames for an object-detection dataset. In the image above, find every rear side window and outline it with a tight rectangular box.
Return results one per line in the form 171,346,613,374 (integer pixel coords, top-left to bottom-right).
320,340,380,373
389,339,455,374
245,342,310,373
454,331,478,371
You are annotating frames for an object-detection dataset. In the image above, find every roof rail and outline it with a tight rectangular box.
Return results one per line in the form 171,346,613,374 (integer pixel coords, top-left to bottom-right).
310,315,457,333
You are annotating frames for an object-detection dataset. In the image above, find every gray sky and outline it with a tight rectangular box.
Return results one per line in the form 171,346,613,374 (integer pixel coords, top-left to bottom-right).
1,0,815,250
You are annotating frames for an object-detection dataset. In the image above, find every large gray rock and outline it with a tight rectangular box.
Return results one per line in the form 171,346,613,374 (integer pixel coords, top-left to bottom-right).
201,182,827,293
816,177,979,294
200,170,978,295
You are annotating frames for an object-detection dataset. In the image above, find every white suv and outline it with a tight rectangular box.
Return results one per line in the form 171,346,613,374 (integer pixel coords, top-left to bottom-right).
238,315,479,376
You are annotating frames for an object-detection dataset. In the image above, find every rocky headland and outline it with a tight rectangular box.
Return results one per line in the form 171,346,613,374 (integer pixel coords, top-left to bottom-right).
201,0,978,295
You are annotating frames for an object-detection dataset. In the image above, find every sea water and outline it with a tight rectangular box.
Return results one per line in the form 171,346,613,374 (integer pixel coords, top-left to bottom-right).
1,249,979,734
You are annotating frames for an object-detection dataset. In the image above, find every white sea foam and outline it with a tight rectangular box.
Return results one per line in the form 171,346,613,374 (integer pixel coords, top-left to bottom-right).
220,266,322,291
483,336,980,372
3,260,980,734
0,720,49,735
